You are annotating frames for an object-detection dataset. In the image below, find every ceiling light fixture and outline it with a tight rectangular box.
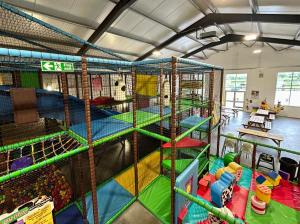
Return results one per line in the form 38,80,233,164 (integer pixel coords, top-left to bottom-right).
253,49,262,54
244,34,258,41
152,50,162,56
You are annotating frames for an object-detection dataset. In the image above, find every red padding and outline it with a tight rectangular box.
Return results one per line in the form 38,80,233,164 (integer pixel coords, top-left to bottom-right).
162,137,207,149
251,171,300,211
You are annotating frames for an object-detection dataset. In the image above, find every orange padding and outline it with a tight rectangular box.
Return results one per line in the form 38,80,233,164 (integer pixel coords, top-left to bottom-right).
115,151,160,195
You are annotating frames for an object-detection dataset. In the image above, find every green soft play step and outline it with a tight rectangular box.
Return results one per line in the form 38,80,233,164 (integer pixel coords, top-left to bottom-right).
138,176,171,224
162,159,194,174
245,191,300,224
112,110,159,124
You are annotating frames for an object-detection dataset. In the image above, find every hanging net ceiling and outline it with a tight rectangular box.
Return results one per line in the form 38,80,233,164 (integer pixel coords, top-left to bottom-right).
0,2,125,60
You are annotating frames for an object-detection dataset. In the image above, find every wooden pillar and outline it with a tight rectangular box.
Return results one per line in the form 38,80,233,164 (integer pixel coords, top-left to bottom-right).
57,74,61,92
159,66,164,174
132,67,139,196
170,57,177,224
78,154,88,224
89,74,93,100
12,71,21,87
207,70,215,156
61,73,70,128
82,57,99,224
252,145,257,169
75,73,80,98
108,74,112,98
38,70,43,89
216,69,224,157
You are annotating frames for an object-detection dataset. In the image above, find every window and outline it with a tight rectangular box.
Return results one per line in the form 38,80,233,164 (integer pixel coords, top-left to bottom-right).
275,72,300,106
225,73,247,108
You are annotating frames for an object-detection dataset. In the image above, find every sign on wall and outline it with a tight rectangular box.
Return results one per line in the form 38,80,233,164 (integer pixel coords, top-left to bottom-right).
41,61,74,72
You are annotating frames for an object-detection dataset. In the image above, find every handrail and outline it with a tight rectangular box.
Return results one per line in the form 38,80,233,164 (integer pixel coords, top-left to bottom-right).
174,187,244,224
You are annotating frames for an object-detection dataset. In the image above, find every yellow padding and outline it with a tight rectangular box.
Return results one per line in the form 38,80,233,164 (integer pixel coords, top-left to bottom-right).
115,151,160,195
136,74,158,96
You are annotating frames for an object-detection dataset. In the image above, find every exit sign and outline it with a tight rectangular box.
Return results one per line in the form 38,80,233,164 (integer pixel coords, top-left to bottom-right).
41,61,74,72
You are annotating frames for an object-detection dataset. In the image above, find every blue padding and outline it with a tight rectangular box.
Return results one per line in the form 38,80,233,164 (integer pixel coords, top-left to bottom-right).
175,159,199,224
70,117,132,142
55,204,83,224
86,179,134,224
179,115,209,131
209,158,224,175
140,105,171,115
183,196,210,223
0,87,109,124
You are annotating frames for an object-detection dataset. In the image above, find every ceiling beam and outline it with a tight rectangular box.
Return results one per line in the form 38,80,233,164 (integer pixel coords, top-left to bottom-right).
183,34,300,58
249,0,263,35
138,13,300,60
78,0,137,55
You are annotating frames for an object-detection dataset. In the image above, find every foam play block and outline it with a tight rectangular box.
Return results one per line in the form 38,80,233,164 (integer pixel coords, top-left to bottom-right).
256,175,266,184
256,184,271,204
266,170,281,187
278,170,290,181
251,195,266,215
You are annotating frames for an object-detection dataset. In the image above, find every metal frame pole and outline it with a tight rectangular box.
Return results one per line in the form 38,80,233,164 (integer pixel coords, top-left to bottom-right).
170,57,177,224
132,67,139,196
82,57,99,224
217,69,224,157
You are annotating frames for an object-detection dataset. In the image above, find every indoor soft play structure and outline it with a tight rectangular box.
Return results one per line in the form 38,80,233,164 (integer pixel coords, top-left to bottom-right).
0,2,299,224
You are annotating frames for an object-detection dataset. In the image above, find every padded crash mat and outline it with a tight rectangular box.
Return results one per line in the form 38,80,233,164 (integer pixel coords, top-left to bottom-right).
139,176,171,224
85,179,133,224
55,203,83,224
179,115,209,131
115,151,160,195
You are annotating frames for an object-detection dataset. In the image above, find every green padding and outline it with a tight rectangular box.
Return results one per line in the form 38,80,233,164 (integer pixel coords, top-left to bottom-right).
198,157,209,175
162,159,194,174
138,176,171,224
245,191,300,224
237,167,253,190
112,110,159,125
20,71,40,88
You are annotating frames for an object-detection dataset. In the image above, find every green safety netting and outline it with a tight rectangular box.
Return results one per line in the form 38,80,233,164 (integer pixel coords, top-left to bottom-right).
162,159,194,174
112,111,159,125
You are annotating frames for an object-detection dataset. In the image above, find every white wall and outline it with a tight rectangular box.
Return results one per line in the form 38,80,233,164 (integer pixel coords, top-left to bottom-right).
204,44,300,118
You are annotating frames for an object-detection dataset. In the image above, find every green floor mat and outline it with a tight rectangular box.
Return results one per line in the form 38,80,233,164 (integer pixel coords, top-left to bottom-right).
162,159,194,174
138,176,171,224
198,157,209,176
245,191,300,224
112,110,159,125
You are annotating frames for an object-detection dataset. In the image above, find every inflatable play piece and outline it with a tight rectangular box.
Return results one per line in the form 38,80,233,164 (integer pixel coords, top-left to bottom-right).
215,162,242,181
211,172,236,208
223,152,239,166
251,195,266,215
256,175,273,189
256,184,271,204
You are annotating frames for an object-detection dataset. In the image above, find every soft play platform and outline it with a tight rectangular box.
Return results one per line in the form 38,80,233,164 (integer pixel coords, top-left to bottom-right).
112,110,159,125
179,115,209,131
70,116,132,142
140,105,171,115
84,179,134,224
55,203,83,224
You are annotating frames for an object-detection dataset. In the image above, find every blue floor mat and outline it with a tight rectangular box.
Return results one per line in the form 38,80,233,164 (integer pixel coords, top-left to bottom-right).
55,203,83,224
70,117,132,142
179,115,209,131
85,179,134,224
140,105,171,115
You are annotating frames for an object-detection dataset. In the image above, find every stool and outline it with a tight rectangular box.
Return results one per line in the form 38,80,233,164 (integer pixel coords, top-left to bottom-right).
256,153,275,171
221,133,237,157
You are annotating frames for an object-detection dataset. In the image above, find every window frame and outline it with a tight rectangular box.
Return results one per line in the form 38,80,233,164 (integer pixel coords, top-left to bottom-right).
224,73,247,108
275,72,300,107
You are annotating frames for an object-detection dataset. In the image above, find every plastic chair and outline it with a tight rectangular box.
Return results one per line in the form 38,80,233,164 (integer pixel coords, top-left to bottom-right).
221,133,237,156
240,142,254,159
